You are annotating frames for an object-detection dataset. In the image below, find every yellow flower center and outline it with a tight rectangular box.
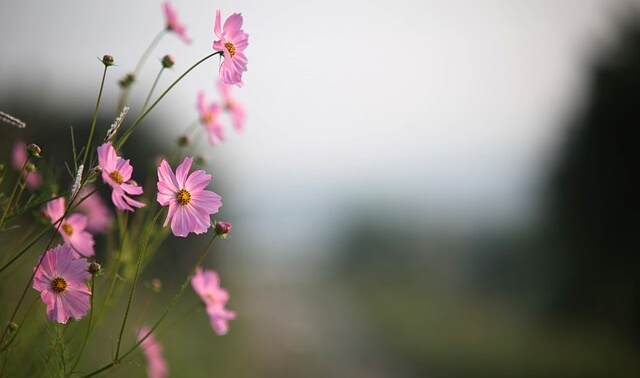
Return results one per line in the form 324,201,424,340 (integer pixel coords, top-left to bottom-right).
204,112,214,123
225,42,236,58
206,293,217,303
62,223,73,236
110,170,124,185
51,277,67,294
177,188,191,205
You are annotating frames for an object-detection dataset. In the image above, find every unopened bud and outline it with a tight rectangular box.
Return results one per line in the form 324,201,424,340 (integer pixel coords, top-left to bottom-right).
195,154,208,166
101,55,115,66
161,54,175,68
25,163,36,173
177,135,189,146
214,221,231,236
119,73,136,88
88,262,101,275
8,322,18,332
27,143,42,158
151,278,162,293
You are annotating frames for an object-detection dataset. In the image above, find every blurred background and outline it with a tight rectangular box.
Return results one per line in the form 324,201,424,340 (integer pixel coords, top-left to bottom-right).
2,0,640,377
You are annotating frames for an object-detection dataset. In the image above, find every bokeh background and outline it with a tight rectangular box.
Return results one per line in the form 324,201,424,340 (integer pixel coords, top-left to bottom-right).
2,0,640,377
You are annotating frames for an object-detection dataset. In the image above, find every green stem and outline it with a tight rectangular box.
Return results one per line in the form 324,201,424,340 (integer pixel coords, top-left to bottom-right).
117,29,167,112
115,51,222,150
82,233,219,378
68,275,95,376
0,158,28,229
114,209,164,360
82,64,109,170
141,67,165,114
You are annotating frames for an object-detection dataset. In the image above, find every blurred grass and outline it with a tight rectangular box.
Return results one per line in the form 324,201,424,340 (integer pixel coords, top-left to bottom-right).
344,272,640,378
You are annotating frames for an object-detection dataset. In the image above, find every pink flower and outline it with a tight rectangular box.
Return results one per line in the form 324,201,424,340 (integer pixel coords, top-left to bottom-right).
156,157,222,237
12,141,41,190
163,2,191,44
32,244,91,324
213,10,249,87
137,326,169,378
44,197,95,258
197,91,224,146
75,186,114,233
219,80,246,132
191,268,236,335
97,142,145,212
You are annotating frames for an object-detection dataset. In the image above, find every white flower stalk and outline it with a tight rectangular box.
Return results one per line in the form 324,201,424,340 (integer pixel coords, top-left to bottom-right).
0,111,26,129
70,165,84,198
105,106,129,142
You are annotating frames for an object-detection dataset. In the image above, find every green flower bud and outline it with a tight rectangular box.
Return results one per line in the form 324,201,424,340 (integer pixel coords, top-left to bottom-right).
161,54,175,68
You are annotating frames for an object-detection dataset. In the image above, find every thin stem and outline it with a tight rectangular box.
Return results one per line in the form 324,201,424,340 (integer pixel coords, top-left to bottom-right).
82,65,109,170
117,29,167,112
115,51,222,150
141,67,166,113
0,158,28,229
94,211,129,323
82,233,219,378
114,209,165,360
68,275,95,376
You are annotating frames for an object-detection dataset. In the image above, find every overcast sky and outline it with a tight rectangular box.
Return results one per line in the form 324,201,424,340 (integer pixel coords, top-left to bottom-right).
0,0,630,251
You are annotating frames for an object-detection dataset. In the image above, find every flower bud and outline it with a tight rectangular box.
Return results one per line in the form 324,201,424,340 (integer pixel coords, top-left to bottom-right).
195,154,208,166
119,73,136,88
8,322,18,332
214,221,231,236
151,278,162,293
161,54,175,68
88,262,101,275
25,163,36,173
177,135,189,146
27,143,42,158
102,55,115,66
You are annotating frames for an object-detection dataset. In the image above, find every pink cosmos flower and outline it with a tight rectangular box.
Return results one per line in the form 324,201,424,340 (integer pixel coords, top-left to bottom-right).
12,141,41,190
44,197,95,258
191,267,236,335
213,10,249,87
97,142,145,212
219,80,246,132
197,91,224,146
75,186,114,233
156,157,222,237
137,326,169,378
163,1,191,44
33,244,91,324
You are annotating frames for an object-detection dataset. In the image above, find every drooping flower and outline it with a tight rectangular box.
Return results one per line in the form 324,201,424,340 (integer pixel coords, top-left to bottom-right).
218,80,246,132
213,10,249,87
44,197,95,258
32,244,91,324
163,1,191,44
12,141,41,190
156,157,222,237
191,267,236,335
75,186,114,233
197,91,224,146
137,326,169,378
97,142,146,212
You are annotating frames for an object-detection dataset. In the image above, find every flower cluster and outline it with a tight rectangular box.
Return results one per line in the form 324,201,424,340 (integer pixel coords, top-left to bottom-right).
1,3,246,376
